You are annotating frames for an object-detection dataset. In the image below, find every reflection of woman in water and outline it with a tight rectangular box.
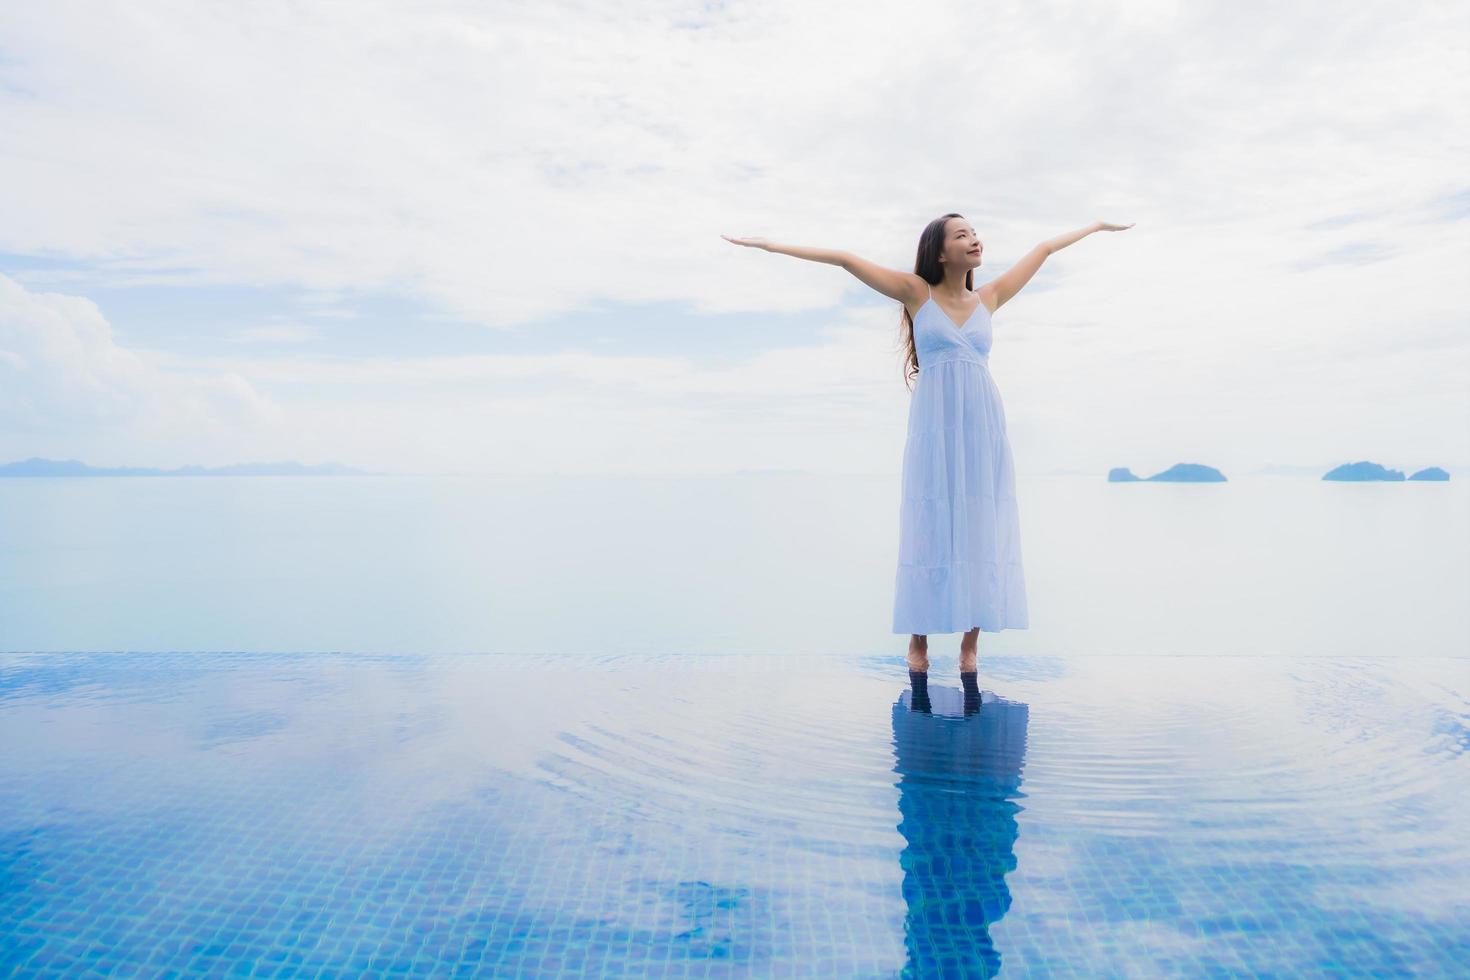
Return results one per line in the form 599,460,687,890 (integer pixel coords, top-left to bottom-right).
723,217,1132,691
891,682,1030,976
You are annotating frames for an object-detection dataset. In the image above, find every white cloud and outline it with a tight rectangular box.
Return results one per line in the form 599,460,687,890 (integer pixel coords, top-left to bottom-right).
138,315,913,476
0,267,917,475
1,0,1460,317
0,273,283,463
0,0,1466,474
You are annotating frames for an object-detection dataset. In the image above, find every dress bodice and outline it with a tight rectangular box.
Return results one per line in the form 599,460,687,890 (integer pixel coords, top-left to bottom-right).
913,285,992,368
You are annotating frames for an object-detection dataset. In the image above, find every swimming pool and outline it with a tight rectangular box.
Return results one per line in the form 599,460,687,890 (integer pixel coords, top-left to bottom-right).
2,652,1466,977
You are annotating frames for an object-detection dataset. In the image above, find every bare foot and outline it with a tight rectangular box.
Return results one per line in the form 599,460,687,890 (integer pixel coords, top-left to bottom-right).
907,635,929,672
959,628,979,672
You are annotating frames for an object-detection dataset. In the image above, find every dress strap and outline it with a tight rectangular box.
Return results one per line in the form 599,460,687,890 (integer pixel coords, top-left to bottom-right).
925,281,932,302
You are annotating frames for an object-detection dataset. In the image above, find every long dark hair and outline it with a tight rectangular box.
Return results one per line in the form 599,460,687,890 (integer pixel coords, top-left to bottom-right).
900,212,975,390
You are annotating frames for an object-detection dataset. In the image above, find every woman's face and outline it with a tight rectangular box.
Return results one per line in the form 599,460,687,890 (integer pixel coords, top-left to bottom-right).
942,219,983,268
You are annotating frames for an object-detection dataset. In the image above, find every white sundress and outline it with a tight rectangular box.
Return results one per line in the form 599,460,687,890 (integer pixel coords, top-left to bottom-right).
892,281,1029,635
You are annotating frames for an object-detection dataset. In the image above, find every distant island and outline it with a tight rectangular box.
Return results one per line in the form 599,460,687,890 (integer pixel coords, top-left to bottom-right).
0,457,373,477
1324,461,1404,481
1107,460,1452,483
1322,461,1452,481
1108,463,1227,482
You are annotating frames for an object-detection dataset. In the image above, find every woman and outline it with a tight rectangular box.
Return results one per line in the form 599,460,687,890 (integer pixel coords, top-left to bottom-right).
723,215,1133,691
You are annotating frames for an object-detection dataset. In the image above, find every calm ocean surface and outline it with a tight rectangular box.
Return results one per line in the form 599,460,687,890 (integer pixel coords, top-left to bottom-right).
0,473,1465,658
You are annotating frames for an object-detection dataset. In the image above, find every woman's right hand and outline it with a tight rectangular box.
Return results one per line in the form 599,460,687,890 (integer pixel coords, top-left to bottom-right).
721,234,772,251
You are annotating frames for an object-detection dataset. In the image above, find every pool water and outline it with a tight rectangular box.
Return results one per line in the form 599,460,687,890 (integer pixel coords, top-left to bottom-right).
2,652,1467,977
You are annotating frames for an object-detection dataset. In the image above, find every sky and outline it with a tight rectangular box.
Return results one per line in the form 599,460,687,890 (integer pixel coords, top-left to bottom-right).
1,0,1466,477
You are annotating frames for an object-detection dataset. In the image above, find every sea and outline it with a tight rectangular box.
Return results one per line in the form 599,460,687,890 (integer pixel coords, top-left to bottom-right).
1,472,1464,658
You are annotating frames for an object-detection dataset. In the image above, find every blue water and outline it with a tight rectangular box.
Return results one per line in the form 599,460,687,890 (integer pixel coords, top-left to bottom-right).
3,652,1466,976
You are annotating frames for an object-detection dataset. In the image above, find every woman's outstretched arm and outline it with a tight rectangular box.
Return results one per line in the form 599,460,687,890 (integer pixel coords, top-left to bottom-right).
986,220,1134,312
722,234,923,305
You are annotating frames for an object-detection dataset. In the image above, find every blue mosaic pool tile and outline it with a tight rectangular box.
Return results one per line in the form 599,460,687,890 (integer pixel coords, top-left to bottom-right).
1,652,1467,976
